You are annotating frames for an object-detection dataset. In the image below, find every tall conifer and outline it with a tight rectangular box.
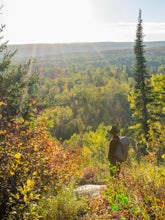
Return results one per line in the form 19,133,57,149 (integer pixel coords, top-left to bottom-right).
130,9,151,142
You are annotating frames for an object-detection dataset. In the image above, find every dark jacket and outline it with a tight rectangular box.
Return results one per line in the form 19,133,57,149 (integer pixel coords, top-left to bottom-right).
108,135,119,164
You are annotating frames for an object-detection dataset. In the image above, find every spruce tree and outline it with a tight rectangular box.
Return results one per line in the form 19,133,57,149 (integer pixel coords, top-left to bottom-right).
0,26,39,124
129,9,151,143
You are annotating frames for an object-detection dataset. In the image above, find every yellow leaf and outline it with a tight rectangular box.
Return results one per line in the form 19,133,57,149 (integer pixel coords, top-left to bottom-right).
162,154,165,159
34,145,38,151
44,186,48,191
30,192,34,199
27,179,34,188
15,193,20,200
18,143,23,147
0,130,7,135
0,101,6,106
10,170,14,175
32,171,37,176
14,153,21,159
24,195,27,203
19,117,24,123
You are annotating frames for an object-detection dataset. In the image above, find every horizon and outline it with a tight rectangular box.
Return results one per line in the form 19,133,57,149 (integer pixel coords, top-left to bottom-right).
7,40,165,46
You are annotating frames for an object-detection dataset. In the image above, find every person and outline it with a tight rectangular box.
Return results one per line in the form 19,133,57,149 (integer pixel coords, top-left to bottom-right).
108,125,121,176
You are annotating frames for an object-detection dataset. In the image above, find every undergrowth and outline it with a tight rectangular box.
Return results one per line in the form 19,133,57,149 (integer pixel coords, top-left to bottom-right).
26,159,165,220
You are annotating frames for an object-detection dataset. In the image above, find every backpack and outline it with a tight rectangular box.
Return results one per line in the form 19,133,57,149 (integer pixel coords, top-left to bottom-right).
114,136,130,162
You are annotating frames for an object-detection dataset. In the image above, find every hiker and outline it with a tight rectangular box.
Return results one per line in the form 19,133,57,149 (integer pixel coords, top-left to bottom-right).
108,125,121,176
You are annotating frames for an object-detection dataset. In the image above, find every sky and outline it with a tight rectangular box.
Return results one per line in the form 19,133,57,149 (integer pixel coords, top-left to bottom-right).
1,0,165,44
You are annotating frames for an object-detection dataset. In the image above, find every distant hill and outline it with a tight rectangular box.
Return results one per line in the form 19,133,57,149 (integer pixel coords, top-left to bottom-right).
7,41,165,60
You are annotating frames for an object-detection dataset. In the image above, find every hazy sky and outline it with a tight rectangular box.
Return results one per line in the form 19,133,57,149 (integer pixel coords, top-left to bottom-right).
2,0,165,44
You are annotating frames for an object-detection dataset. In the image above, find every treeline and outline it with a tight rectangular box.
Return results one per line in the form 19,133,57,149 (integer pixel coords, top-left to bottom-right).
10,42,165,71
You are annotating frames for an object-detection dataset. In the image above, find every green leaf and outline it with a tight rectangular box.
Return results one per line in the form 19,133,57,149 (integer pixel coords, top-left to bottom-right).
111,203,118,211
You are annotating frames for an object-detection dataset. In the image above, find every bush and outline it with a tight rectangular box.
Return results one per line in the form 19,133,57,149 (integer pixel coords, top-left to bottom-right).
0,111,83,219
35,186,88,220
79,167,98,185
105,161,165,219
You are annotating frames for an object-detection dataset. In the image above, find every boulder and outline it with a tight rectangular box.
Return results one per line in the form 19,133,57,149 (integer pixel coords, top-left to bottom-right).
74,184,107,197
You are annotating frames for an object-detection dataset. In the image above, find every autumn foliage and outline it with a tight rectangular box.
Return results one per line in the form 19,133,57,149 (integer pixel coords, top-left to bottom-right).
0,114,83,218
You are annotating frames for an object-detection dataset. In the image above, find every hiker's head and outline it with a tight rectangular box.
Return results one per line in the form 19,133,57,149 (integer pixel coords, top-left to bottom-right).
108,126,119,135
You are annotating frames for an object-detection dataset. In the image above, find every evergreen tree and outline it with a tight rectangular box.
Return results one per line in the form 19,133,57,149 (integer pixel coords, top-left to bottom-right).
0,24,15,72
129,9,151,143
0,24,39,124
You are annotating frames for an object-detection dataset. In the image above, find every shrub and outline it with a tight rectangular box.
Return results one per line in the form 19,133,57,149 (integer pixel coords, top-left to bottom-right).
35,186,88,220
105,161,165,219
79,167,98,185
0,119,81,218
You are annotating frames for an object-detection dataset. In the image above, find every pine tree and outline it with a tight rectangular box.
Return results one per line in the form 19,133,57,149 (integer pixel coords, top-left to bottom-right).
129,9,151,143
0,27,39,124
0,24,15,71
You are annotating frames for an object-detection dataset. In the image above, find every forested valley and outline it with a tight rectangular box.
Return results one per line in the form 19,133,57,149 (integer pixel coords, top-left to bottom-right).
1,17,165,219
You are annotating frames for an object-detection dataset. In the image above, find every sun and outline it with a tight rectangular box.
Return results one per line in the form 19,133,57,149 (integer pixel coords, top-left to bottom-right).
48,0,95,42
